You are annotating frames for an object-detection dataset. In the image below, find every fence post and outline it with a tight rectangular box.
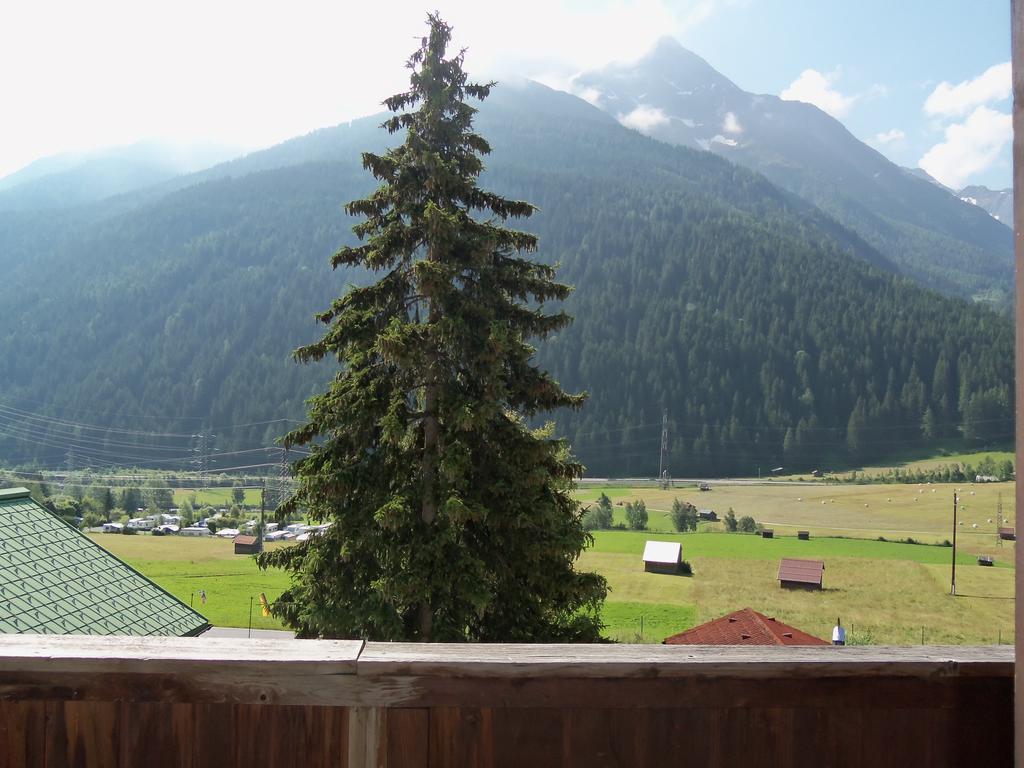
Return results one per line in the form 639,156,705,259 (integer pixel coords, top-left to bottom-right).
348,707,384,767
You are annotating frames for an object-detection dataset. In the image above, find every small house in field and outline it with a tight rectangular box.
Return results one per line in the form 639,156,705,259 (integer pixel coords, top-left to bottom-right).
233,534,259,555
663,608,828,646
998,527,1016,541
697,509,717,522
778,558,824,590
642,541,683,574
797,531,810,540
761,529,774,539
978,555,994,567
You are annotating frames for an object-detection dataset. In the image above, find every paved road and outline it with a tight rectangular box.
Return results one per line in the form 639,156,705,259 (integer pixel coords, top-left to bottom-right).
202,627,295,639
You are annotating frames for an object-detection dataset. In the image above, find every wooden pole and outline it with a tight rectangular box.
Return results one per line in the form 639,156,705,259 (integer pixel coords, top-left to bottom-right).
248,597,253,639
951,492,958,596
1012,2,1024,763
259,478,265,554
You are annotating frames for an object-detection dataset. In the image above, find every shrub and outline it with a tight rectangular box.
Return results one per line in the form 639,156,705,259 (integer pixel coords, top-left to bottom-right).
679,560,693,576
723,508,738,532
737,515,757,533
670,498,698,532
625,500,648,530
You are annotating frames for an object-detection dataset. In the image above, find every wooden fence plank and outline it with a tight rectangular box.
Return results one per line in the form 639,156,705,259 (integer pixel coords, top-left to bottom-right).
191,704,235,768
428,708,493,768
0,700,46,768
45,701,120,768
492,708,562,768
120,702,193,768
386,709,428,768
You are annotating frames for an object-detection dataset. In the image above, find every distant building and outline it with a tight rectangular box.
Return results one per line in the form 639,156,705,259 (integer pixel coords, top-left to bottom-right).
998,527,1016,541
778,558,825,590
761,529,774,539
642,541,683,574
233,535,260,555
180,526,211,537
101,522,123,534
697,509,717,521
797,531,810,540
663,608,828,646
0,488,209,636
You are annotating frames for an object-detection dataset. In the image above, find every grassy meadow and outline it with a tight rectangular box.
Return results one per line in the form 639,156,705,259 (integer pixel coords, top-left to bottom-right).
88,534,291,631
171,487,263,508
584,530,1013,644
91,493,1016,644
578,480,1015,549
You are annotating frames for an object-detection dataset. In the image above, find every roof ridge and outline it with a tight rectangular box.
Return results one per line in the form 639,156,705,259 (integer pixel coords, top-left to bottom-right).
746,609,784,645
0,488,31,501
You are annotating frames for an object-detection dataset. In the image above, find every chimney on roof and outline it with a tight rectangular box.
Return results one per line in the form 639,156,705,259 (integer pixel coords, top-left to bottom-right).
832,617,846,646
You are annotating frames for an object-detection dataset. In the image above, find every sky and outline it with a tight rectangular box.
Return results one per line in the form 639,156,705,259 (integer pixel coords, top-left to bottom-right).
0,0,1012,189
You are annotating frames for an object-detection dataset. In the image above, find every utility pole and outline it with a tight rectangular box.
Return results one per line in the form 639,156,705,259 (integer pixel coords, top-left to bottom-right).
258,478,266,553
190,432,216,486
951,490,958,596
997,492,1004,548
658,409,670,489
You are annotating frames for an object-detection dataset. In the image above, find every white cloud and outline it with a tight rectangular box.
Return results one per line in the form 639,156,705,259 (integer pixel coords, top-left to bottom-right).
924,62,1010,117
618,105,670,133
874,128,905,145
918,106,1011,189
0,0,741,178
575,86,604,107
722,111,742,134
780,69,857,118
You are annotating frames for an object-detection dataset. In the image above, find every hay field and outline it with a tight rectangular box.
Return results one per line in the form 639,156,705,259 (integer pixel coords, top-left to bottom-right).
577,481,1015,549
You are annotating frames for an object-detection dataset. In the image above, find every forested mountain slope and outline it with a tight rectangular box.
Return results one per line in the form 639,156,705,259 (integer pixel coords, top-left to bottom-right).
0,83,1012,475
575,38,1014,306
0,141,240,212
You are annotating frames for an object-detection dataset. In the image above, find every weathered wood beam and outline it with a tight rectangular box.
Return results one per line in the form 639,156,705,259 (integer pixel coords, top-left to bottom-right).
0,636,1010,709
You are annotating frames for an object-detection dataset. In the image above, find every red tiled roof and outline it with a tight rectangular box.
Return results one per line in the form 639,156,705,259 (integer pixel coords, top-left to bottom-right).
777,558,824,585
663,608,828,646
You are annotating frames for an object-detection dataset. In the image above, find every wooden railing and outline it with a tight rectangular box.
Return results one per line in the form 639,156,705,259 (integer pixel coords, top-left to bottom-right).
0,636,1011,767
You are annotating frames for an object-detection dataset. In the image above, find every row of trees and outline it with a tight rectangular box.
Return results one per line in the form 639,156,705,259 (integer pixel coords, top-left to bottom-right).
843,456,1014,485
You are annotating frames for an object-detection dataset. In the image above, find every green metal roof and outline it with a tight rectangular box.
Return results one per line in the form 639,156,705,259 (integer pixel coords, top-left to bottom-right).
0,488,209,637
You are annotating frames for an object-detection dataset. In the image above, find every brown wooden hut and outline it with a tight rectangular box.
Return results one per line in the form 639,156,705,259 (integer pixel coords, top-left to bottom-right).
777,558,824,590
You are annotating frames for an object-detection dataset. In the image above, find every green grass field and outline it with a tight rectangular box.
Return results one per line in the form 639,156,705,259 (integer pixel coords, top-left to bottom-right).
583,528,1014,644
579,481,1015,549
88,535,290,631
91,511,1016,644
171,487,263,508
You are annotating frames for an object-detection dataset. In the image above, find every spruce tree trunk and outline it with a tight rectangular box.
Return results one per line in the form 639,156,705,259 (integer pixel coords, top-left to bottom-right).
419,250,441,641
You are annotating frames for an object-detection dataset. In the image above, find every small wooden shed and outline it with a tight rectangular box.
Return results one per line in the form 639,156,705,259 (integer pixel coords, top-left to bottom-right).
998,527,1016,541
642,541,683,574
761,529,774,539
697,509,718,522
778,558,824,590
797,531,810,541
233,534,260,555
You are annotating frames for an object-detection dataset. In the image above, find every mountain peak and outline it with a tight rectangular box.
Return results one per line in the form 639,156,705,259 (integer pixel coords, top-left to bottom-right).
636,37,729,84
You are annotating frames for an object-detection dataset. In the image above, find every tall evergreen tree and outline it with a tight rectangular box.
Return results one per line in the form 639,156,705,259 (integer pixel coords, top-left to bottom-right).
258,15,606,641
